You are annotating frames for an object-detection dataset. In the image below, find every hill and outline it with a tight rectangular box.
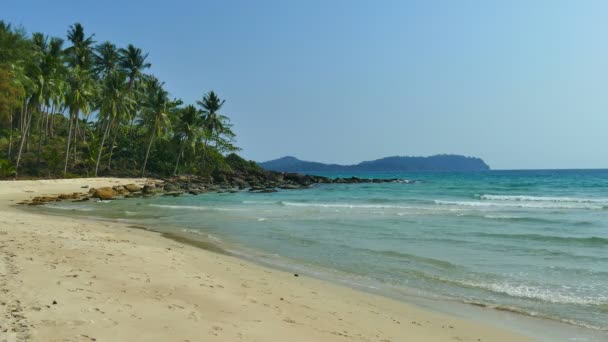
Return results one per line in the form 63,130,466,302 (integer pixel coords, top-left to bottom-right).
259,155,490,173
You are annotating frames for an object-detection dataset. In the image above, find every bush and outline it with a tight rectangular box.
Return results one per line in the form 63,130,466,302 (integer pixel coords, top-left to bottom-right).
0,158,16,178
225,153,262,173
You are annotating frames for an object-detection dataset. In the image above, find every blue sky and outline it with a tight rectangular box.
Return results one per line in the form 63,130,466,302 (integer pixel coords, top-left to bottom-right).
5,0,608,169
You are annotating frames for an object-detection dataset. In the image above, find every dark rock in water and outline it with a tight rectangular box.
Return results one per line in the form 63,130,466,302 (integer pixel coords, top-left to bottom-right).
260,188,278,193
279,184,305,190
72,197,90,202
163,191,183,197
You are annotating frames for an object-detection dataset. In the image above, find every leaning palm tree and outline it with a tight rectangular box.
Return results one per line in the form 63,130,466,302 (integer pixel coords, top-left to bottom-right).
94,71,134,176
139,78,172,177
172,104,202,175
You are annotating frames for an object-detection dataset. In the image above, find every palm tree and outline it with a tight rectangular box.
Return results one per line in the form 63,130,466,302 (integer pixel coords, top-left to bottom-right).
94,41,120,78
64,23,96,161
65,23,95,69
196,91,226,165
94,71,134,176
139,78,172,177
172,104,202,175
63,65,95,173
118,44,150,90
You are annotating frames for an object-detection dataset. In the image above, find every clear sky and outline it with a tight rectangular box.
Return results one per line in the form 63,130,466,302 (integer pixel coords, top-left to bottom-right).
4,0,608,169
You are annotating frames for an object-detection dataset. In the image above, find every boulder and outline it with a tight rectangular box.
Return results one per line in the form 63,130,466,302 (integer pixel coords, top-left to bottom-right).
91,187,117,200
142,185,158,195
113,185,130,195
163,183,181,192
124,184,141,193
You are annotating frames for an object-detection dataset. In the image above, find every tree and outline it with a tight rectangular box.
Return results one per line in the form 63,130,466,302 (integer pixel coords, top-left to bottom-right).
95,71,134,176
94,41,120,78
172,104,202,175
139,78,173,177
118,44,150,90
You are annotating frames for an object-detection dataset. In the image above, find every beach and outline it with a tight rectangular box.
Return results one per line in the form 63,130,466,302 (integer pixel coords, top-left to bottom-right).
0,178,533,341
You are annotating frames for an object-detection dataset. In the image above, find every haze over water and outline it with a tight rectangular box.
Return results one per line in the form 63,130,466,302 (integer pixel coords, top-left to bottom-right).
42,169,608,335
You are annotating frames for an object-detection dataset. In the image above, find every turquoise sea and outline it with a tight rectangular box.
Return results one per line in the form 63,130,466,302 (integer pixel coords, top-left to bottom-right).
39,170,608,339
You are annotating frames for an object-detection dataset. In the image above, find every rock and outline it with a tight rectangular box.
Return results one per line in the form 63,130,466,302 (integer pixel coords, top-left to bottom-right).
81,185,89,189
142,185,158,195
91,187,117,200
162,191,183,197
278,184,304,190
163,183,181,192
28,196,60,205
124,184,141,192
57,193,81,200
112,185,130,195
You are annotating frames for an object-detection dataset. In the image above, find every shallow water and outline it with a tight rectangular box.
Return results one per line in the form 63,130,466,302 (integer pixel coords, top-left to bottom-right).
40,170,608,336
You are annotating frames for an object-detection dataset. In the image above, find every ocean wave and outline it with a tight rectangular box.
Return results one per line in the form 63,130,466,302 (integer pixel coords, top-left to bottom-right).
459,281,608,306
149,204,244,211
45,205,93,211
474,232,608,246
360,248,458,269
434,200,604,210
480,194,608,204
280,201,415,210
242,200,278,204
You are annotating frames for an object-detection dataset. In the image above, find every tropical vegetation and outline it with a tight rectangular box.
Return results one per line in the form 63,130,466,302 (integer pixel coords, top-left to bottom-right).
0,20,250,179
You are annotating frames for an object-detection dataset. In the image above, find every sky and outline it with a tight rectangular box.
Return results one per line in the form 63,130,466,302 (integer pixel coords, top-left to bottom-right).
4,0,608,169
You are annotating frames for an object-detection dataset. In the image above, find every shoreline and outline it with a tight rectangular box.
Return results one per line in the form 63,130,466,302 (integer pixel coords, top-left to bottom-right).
0,178,564,341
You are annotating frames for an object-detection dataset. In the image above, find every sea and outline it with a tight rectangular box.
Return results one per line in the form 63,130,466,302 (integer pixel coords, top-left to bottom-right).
37,170,608,341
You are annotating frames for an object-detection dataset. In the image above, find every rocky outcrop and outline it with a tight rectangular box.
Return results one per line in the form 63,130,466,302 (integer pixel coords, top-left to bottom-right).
20,170,414,206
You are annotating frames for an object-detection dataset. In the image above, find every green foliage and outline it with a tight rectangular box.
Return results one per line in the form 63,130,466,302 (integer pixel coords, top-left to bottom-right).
0,20,247,179
225,153,261,174
0,158,15,178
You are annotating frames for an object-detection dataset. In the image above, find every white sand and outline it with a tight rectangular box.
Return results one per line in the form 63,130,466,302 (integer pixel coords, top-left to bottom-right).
0,178,532,341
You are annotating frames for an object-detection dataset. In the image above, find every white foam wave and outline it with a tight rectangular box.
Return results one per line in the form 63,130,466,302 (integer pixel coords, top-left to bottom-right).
462,281,608,305
480,194,608,204
149,204,243,211
45,205,93,211
280,201,414,210
435,200,604,210
242,200,278,204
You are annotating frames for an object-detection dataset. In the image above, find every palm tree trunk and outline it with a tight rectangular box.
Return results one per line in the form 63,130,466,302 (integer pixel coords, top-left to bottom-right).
107,128,118,170
15,104,33,176
173,143,184,175
95,117,112,177
36,104,45,170
142,134,154,177
8,108,13,160
64,109,75,174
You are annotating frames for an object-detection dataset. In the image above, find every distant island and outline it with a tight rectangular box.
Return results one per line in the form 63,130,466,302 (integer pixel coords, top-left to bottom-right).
260,155,490,173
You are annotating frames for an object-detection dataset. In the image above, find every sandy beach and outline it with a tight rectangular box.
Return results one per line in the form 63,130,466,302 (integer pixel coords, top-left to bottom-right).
0,178,532,342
